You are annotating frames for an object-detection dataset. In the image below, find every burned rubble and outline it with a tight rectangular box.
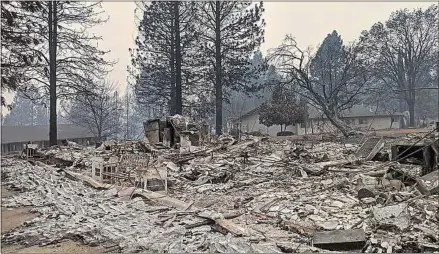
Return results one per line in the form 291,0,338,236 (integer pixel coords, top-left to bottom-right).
1,118,439,253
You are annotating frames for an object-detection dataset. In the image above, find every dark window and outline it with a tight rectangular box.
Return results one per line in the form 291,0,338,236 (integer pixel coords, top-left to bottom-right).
300,121,311,128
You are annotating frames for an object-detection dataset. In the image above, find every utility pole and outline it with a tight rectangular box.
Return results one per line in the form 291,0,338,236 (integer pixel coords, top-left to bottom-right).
114,91,119,139
125,90,129,140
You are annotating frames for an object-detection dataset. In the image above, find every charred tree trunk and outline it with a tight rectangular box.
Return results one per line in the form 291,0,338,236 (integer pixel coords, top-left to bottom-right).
174,1,182,115
214,1,222,135
407,97,415,127
169,19,176,115
398,93,405,113
323,109,355,137
49,1,58,146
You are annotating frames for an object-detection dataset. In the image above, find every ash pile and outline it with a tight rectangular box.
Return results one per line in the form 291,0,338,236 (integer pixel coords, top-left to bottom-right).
1,115,438,253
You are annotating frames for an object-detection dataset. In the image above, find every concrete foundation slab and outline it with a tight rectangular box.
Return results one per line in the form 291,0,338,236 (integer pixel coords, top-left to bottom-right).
312,229,366,251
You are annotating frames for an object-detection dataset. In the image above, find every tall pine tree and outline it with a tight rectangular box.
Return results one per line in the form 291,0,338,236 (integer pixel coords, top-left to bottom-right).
1,1,43,107
14,2,114,145
225,51,276,129
197,1,265,134
130,1,201,116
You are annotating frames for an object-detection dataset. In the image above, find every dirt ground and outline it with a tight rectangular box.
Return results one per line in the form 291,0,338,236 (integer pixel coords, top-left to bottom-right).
1,187,38,234
1,186,102,253
1,240,102,253
1,206,37,233
1,186,16,198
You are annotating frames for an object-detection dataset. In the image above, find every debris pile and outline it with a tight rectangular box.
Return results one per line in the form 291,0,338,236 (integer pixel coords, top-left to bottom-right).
1,129,438,253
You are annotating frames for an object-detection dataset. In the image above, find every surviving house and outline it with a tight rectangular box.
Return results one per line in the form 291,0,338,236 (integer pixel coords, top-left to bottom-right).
1,124,95,154
235,104,403,136
234,107,299,136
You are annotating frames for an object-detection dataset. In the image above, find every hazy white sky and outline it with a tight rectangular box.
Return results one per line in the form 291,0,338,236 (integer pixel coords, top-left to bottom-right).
95,1,434,94
2,1,435,109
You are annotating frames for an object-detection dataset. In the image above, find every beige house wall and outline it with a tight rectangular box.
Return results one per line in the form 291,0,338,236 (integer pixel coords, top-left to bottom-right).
240,112,298,136
237,111,402,137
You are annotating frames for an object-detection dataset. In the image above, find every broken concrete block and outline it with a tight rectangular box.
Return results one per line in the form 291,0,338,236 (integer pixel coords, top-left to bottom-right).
163,128,172,147
144,119,162,144
372,203,410,231
357,178,377,199
358,187,376,199
416,170,438,196
312,229,366,251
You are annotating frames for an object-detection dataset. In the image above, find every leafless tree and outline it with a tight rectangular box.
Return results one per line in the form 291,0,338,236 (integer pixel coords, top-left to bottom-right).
364,85,402,128
63,81,121,142
359,4,438,127
268,32,371,137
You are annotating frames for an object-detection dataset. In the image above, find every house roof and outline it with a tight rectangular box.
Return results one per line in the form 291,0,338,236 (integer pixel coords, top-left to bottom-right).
241,107,261,118
239,104,403,121
1,124,95,144
307,104,403,119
